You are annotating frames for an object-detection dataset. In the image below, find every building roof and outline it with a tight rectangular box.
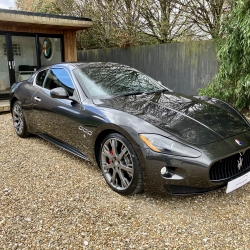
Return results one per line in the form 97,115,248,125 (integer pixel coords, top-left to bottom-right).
0,8,92,30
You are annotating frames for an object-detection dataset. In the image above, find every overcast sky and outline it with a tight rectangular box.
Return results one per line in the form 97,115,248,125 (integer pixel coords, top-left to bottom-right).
0,0,15,9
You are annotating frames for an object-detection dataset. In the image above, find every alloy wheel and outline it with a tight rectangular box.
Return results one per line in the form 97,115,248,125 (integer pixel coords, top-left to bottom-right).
101,137,134,191
13,103,24,135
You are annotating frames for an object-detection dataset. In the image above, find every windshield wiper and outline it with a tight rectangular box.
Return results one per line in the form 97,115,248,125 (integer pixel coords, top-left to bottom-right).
113,91,146,98
145,88,170,94
112,88,171,98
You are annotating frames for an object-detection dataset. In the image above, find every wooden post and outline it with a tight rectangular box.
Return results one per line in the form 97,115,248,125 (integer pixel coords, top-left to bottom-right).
63,30,77,62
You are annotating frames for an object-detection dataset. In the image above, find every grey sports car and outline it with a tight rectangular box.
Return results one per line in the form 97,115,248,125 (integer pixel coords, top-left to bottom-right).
10,62,250,195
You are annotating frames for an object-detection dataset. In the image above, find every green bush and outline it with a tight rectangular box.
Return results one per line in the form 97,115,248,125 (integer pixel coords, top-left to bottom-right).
199,0,250,111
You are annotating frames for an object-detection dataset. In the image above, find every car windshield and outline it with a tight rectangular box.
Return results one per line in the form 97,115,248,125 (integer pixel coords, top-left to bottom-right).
73,65,167,99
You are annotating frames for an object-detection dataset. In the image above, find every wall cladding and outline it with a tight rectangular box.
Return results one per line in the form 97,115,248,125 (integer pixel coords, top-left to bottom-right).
77,40,219,96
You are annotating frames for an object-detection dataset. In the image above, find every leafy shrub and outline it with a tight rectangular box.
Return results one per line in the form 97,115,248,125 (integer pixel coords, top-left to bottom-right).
199,0,250,111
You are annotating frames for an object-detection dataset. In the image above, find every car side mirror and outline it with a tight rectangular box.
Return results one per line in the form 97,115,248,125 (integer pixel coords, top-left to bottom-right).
50,87,69,99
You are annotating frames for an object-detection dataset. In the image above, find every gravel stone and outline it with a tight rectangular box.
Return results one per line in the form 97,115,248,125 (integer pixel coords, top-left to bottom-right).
1,112,250,249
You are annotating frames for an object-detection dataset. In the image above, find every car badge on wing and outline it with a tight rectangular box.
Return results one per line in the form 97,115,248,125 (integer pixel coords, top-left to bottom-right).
235,139,242,146
237,153,243,170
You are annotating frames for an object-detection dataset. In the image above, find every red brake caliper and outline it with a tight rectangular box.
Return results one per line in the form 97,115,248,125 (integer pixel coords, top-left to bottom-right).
109,150,114,164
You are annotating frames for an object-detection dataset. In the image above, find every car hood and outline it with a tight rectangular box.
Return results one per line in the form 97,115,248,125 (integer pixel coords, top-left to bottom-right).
93,92,250,145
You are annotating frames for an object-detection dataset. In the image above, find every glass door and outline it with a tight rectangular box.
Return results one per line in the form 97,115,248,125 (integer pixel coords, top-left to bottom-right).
11,35,37,82
0,33,63,99
0,34,11,98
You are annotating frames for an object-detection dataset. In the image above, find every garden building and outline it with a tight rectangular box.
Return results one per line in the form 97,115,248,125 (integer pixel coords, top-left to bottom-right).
0,8,92,100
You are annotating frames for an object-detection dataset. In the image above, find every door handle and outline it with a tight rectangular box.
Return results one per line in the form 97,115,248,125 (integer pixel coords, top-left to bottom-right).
34,97,41,102
12,61,15,69
8,61,12,69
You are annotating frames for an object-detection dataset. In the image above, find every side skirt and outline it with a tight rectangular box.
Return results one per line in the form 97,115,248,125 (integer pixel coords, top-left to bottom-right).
37,133,89,161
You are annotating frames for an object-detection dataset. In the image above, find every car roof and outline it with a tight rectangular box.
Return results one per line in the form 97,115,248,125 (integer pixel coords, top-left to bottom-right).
49,62,133,71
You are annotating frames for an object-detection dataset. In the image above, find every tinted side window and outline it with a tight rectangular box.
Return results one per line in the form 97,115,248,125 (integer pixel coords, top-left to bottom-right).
36,70,48,87
43,68,75,96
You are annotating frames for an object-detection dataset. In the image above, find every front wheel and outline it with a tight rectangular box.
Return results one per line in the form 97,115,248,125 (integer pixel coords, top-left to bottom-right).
99,133,143,195
12,101,31,138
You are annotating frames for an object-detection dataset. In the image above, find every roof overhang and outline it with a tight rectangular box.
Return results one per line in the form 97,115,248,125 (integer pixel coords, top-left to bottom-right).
0,9,92,31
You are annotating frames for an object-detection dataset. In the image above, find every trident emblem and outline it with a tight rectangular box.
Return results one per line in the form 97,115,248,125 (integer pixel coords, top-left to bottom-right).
237,153,243,170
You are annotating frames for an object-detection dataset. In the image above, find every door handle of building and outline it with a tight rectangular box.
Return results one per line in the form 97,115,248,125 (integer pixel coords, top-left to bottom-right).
12,61,15,69
8,61,12,69
34,97,41,102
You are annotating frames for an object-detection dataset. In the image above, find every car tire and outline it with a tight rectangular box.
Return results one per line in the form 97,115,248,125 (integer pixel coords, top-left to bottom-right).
99,133,143,195
12,101,31,138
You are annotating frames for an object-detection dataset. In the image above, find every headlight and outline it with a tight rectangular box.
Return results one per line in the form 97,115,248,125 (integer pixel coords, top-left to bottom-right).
139,134,201,158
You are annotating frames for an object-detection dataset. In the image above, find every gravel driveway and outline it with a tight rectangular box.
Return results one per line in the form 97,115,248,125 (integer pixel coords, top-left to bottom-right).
1,112,250,249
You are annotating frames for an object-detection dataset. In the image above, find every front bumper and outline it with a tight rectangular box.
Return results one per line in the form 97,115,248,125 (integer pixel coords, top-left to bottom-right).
140,131,250,195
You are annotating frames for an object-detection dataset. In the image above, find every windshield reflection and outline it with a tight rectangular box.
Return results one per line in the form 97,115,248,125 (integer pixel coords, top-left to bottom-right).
73,63,166,99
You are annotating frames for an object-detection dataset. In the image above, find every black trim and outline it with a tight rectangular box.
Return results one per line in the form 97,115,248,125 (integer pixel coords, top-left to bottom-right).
165,184,225,195
5,33,16,86
5,31,64,38
37,133,89,161
35,34,41,69
0,8,92,22
60,36,65,62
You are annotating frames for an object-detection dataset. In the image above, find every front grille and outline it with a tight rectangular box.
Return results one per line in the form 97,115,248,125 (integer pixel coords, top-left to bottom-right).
209,149,250,181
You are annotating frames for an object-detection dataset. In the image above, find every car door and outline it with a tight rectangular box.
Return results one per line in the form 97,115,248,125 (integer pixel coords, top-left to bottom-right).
32,67,84,150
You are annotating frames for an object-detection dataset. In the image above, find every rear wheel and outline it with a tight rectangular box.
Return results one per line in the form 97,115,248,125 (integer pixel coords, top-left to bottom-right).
12,101,31,138
99,133,143,195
